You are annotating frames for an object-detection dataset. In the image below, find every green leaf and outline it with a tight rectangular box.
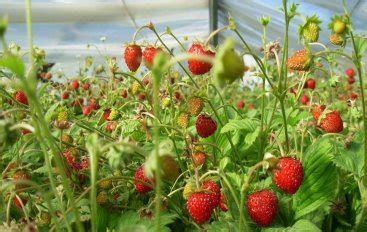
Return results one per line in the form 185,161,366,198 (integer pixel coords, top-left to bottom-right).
0,54,25,78
220,119,257,133
264,219,321,232
332,131,364,177
294,138,337,219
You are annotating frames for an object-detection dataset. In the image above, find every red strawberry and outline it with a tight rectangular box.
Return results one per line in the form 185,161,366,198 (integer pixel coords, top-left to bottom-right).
186,192,214,224
61,91,69,100
320,111,344,133
13,170,30,190
350,92,358,100
105,121,117,133
311,105,326,121
13,196,27,209
143,46,162,70
14,91,28,105
272,157,304,194
187,43,215,75
82,105,92,116
83,83,90,91
192,152,206,167
345,68,355,78
88,98,99,110
134,165,153,193
121,89,128,98
202,180,220,207
71,80,79,90
286,48,312,71
237,100,245,109
195,114,217,138
219,193,228,212
103,109,111,121
124,44,142,72
300,95,309,105
347,77,355,84
137,93,146,101
247,190,278,226
305,78,316,89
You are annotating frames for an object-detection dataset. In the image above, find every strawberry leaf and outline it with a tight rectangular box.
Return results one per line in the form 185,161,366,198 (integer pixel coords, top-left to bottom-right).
294,137,337,219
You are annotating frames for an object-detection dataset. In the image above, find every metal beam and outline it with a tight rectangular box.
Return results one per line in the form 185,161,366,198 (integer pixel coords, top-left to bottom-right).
209,0,218,46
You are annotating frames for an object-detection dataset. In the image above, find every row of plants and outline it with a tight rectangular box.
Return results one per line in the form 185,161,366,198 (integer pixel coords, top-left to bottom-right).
0,0,366,231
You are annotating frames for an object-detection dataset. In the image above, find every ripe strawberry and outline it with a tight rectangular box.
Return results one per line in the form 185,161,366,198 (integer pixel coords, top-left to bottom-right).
311,105,326,121
202,180,220,207
319,110,344,133
13,170,30,190
71,80,79,90
347,77,355,84
219,192,228,212
177,112,190,129
300,95,309,105
305,78,316,89
137,93,146,101
105,121,117,133
13,196,27,209
192,152,206,167
14,91,28,105
82,105,92,116
345,68,355,78
121,89,128,98
143,46,162,70
196,114,217,138
187,43,215,75
61,91,69,100
88,98,99,110
272,157,304,194
134,165,153,193
350,92,358,100
103,109,111,121
329,34,345,46
286,49,312,71
124,44,142,72
83,83,90,91
237,100,245,109
187,96,204,116
247,190,278,226
186,192,214,224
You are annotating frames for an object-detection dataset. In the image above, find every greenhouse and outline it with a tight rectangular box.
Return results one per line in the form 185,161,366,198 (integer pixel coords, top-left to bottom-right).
0,0,367,231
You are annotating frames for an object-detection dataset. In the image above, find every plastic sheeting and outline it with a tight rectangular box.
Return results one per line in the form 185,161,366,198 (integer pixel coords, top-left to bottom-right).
218,0,367,55
1,0,366,75
1,0,209,75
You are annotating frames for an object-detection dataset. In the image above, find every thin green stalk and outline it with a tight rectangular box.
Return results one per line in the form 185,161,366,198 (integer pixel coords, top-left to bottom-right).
24,1,83,230
151,55,163,232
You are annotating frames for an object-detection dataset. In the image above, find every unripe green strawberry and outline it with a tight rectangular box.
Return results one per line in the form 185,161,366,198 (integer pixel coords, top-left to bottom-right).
213,39,245,87
177,112,190,129
98,179,112,189
108,108,119,120
333,20,345,34
96,192,108,205
329,34,345,46
162,97,171,108
160,155,180,182
131,81,141,95
57,111,69,122
183,181,195,200
187,96,204,116
303,22,319,42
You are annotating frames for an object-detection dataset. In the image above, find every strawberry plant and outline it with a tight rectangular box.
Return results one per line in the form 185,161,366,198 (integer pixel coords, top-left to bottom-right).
0,0,367,231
